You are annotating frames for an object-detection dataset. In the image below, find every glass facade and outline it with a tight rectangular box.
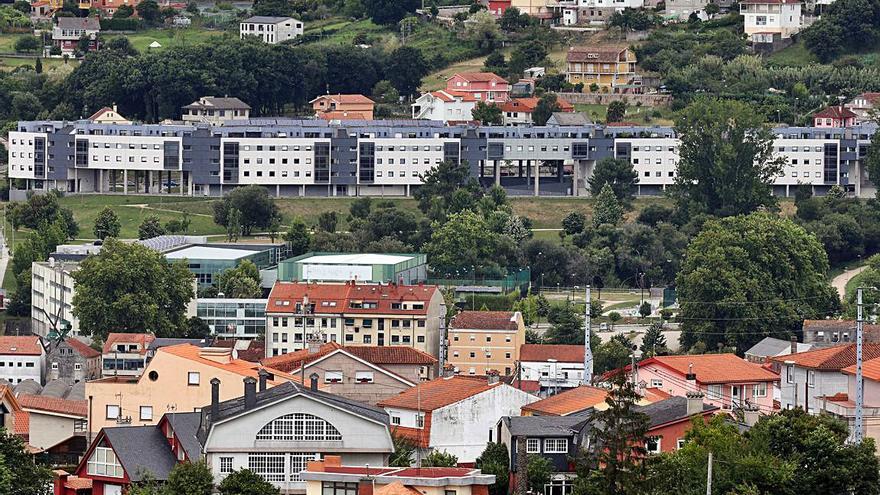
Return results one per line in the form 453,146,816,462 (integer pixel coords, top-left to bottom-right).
197,298,267,338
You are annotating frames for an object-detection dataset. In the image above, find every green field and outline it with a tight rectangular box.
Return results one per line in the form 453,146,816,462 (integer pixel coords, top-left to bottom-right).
103,27,230,52
767,40,819,67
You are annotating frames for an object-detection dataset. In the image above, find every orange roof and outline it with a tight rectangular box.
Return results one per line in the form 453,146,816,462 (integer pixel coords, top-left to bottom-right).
641,354,779,384
13,411,29,436
521,385,608,416
65,338,101,359
642,387,672,403
311,94,375,105
158,344,293,383
267,281,437,316
317,111,371,121
451,311,519,331
772,344,880,370
376,482,423,495
102,333,155,355
498,96,574,113
378,376,500,411
18,394,87,417
519,344,584,363
843,355,880,380
449,72,509,84
814,106,857,120
0,336,43,356
64,477,93,490
429,90,478,102
261,342,343,372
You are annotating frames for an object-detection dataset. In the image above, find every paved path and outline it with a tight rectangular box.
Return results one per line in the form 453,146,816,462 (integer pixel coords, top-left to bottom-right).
121,203,213,217
0,230,8,289
832,265,869,301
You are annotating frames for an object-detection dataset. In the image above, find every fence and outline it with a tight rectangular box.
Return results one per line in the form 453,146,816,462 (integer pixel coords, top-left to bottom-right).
426,268,531,294
557,92,673,107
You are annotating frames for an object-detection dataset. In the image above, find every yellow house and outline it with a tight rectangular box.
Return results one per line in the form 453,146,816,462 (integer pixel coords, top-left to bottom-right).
566,46,637,89
447,311,527,376
85,344,292,433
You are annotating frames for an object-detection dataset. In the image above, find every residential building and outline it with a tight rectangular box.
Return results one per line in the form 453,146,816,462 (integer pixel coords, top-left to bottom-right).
740,0,802,43
377,374,539,463
499,97,575,126
446,73,511,103
743,336,812,369
814,106,859,128
488,0,511,16
239,16,304,44
822,356,880,445
31,259,79,337
201,378,394,491
566,46,637,91
197,298,268,338
447,311,526,376
79,0,142,17
301,456,495,495
556,0,646,26
846,92,880,119
509,0,556,20
101,333,155,378
265,281,445,357
52,17,100,54
411,90,478,123
0,384,22,436
626,354,778,414
213,338,267,362
0,336,46,384
520,385,608,416
87,106,131,125
17,394,87,456
635,395,721,454
85,344,292,433
519,344,586,393
261,342,437,404
277,252,428,285
47,337,101,384
802,319,880,346
181,96,251,125
311,94,375,120
665,0,709,19
770,343,880,413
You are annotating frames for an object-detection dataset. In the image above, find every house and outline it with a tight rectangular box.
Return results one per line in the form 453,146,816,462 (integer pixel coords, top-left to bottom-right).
411,90,479,123
557,0,646,25
846,92,880,119
87,106,131,125
519,344,587,394
85,344,292,433
301,456,495,495
181,96,251,125
636,395,720,454
521,385,609,416
447,311,526,376
629,354,779,413
200,377,394,490
566,46,637,92
509,0,556,20
488,0,511,16
264,281,445,358
821,356,880,445
31,0,53,18
260,342,437,405
310,94,375,120
0,336,46,385
377,374,539,463
100,333,155,378
17,394,87,457
546,112,592,126
446,73,511,103
240,16,304,44
52,17,100,54
743,336,813,369
770,343,880,413
0,384,22,435
665,0,709,19
498,96,575,126
802,319,880,347
813,106,859,128
47,337,100,384
80,0,143,17
740,0,802,43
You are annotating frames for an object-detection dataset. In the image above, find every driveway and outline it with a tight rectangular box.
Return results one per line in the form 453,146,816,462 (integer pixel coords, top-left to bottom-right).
832,265,869,301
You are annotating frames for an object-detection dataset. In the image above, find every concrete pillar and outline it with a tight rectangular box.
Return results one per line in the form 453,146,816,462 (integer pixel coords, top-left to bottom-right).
534,160,539,197
123,170,128,195
74,168,78,193
98,169,103,193
406,184,410,197
276,184,280,197
494,161,501,187
572,161,579,197
301,184,306,197
786,184,790,197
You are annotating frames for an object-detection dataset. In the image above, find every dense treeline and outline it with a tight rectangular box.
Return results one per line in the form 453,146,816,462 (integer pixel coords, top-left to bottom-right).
802,0,880,62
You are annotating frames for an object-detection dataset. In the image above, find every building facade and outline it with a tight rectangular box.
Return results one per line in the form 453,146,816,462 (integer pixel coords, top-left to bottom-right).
740,0,802,42
311,95,375,121
31,260,79,337
446,73,511,103
277,253,428,285
519,344,586,393
566,46,637,90
47,337,101,383
239,16,304,44
52,17,99,54
411,90,478,123
447,311,526,376
197,298,268,338
0,336,46,384
182,97,251,126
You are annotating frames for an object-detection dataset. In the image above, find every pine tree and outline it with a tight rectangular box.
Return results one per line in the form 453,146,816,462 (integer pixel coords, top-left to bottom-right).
593,183,623,227
640,322,667,357
34,57,42,74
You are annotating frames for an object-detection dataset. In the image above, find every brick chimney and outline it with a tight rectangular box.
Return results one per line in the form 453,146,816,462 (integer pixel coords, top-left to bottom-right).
258,369,269,392
790,335,798,355
310,372,320,391
243,377,257,409
686,391,704,417
487,369,500,385
443,364,456,378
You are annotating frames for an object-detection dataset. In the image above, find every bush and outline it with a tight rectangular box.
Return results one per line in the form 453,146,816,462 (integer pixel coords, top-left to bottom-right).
14,36,40,53
100,17,142,30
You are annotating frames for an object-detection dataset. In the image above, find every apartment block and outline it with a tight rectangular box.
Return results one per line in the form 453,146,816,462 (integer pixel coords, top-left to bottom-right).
447,311,526,376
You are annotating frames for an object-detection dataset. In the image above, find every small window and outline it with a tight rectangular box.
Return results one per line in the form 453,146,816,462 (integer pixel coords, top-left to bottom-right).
543,438,568,453
786,365,794,384
526,438,540,453
391,416,401,425
220,457,234,474
140,406,153,421
355,371,374,383
325,371,343,383
106,404,120,420
753,382,767,397
74,363,82,371
51,362,59,370
188,372,200,386
650,379,662,388
676,438,686,450
808,370,815,387
707,384,722,399
645,436,661,454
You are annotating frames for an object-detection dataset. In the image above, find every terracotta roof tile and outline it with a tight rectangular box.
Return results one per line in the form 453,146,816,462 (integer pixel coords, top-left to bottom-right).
843,355,880,380
65,338,100,359
451,311,519,331
497,97,574,113
814,106,858,120
159,344,293,383
521,386,608,416
13,411,28,436
519,344,584,363
449,72,508,84
17,394,87,417
261,342,343,372
0,336,43,356
64,477,93,490
772,344,880,370
642,387,672,402
347,346,437,365
318,111,371,121
311,94,375,104
642,354,779,384
102,333,155,355
378,375,499,411
267,281,437,316
376,481,423,495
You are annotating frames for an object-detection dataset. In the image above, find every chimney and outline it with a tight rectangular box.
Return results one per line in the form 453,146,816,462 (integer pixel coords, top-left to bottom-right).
310,372,320,391
487,369,500,385
790,335,798,355
685,391,704,417
358,479,374,495
243,377,257,409
443,364,456,377
685,363,696,381
210,378,220,421
308,335,323,355
743,404,760,427
258,369,269,392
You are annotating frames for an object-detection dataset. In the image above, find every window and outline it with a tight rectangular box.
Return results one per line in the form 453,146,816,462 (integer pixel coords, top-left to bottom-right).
355,371,374,383
753,382,767,397
807,370,815,388
74,363,82,371
786,365,794,384
188,372,200,386
526,438,540,453
544,438,568,453
676,438,686,450
220,457,234,474
323,482,358,495
87,446,124,478
51,362,59,370
139,406,153,421
416,414,425,428
106,404,120,420
256,413,342,441
325,371,343,383
645,436,661,454
391,416,401,425
650,379,663,388
248,453,286,482
707,384,722,400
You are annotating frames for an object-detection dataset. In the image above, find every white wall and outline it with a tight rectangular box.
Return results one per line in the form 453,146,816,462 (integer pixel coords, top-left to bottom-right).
780,366,849,413
0,353,44,384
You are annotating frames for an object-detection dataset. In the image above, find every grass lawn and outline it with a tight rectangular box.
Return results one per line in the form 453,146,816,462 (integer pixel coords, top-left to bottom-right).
105,28,230,52
767,40,818,67
421,54,489,91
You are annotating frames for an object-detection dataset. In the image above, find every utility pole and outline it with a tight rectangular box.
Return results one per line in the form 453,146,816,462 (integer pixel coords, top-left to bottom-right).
856,287,865,443
583,286,593,384
706,452,713,495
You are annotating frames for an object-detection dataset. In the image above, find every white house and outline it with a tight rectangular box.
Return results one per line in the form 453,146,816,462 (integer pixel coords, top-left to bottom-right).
519,344,586,394
377,374,539,463
239,16,303,44
0,336,46,384
557,0,646,25
741,0,802,43
411,90,478,123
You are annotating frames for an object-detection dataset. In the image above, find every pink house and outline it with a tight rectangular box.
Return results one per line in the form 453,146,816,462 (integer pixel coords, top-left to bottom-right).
629,354,779,414
446,72,511,103
813,106,858,128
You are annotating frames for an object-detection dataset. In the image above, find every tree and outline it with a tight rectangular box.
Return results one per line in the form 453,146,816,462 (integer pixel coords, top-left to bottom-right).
677,213,839,352
14,35,39,53
217,260,262,298
94,206,121,239
640,322,667,357
114,4,134,17
226,208,242,242
471,101,503,125
284,218,312,256
0,427,53,494
865,130,880,197
252,0,292,16
672,98,785,217
71,238,195,339
545,301,584,345
317,211,339,233
386,46,429,97
475,442,509,495
12,0,30,13
593,183,624,227
184,316,211,339
372,80,400,104
588,157,639,203
164,461,213,495
218,469,281,495
527,456,553,493
138,214,166,240
413,160,482,220
639,300,651,318
508,40,547,78
34,57,42,74
483,51,507,75
423,450,458,467
107,36,138,56
464,11,502,53
136,0,161,24
213,185,280,236
562,211,586,236
532,93,561,126
605,100,627,123
363,0,419,24
705,2,720,14
350,197,373,219
499,6,530,31
390,434,415,467
423,210,513,277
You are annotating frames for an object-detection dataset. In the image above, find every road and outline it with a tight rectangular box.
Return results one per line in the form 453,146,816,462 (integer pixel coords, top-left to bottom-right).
832,265,868,301
532,322,682,352
0,229,8,290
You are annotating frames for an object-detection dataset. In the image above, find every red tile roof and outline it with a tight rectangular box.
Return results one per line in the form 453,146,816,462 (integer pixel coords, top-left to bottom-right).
311,94,375,105
318,111,371,121
641,354,779,384
65,338,101,359
429,90,478,102
511,379,541,393
159,344,294,383
772,344,880,370
102,333,155,355
347,346,437,365
519,344,584,363
497,97,574,114
267,281,437,316
843,355,880,381
376,481,423,495
451,311,519,331
378,376,500,411
17,394,88,417
521,385,608,416
642,387,672,402
261,342,343,372
449,72,509,84
814,106,858,120
0,336,43,356
64,477,93,490
13,411,28,436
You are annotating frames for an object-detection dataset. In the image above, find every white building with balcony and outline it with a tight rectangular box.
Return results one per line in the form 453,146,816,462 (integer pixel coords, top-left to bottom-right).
741,0,802,43
518,344,585,394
